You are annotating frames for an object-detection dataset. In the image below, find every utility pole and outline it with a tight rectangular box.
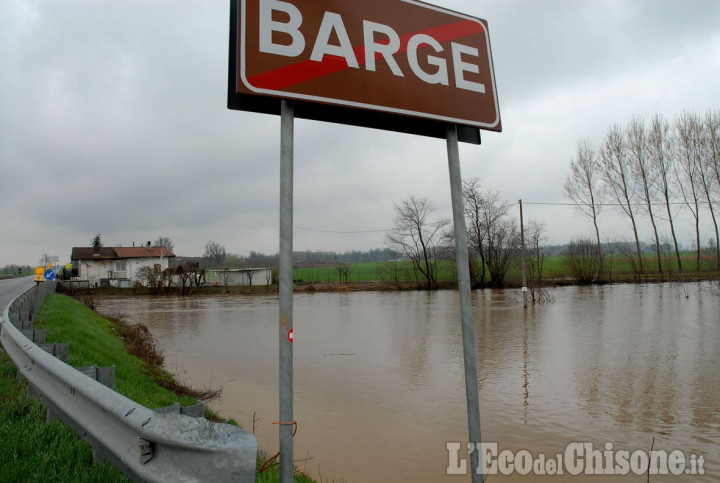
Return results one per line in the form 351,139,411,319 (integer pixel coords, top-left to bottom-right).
519,199,528,308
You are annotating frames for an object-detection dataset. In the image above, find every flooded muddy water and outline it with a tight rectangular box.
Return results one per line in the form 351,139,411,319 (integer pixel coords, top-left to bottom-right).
96,283,719,482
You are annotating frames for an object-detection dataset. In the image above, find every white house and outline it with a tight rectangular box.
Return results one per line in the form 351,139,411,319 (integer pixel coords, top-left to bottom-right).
71,245,175,287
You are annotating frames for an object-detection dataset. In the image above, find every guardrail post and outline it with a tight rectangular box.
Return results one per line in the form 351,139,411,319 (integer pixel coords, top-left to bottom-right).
97,366,115,390
180,401,205,418
75,365,116,391
33,329,47,344
27,382,42,400
156,400,205,418
53,342,69,363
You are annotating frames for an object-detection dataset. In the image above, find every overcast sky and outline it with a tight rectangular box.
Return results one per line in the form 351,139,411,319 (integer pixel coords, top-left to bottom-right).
2,0,720,267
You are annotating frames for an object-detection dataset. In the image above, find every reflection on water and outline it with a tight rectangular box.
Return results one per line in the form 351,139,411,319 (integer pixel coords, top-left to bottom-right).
96,283,719,482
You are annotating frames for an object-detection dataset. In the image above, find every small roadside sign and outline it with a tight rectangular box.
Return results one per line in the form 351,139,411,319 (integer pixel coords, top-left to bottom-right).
34,266,45,282
44,269,55,281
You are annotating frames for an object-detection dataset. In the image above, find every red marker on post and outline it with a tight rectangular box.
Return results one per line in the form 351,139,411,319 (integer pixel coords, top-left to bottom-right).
288,329,293,344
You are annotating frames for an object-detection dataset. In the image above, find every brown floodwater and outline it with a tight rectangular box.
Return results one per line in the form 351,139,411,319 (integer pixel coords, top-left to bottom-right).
95,282,719,482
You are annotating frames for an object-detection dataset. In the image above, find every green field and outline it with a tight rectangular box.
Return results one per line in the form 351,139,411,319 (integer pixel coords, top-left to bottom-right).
292,260,456,283
290,251,719,286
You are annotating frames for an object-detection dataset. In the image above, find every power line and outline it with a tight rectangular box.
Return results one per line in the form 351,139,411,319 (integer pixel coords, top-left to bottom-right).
295,226,391,234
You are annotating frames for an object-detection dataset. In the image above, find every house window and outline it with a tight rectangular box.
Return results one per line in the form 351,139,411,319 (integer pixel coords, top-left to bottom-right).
115,261,127,272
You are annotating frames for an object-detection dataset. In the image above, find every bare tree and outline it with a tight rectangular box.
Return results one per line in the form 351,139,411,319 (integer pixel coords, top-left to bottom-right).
564,237,602,284
464,186,519,287
698,111,720,270
600,124,644,274
245,269,254,286
462,180,518,287
463,178,489,286
386,196,449,290
708,110,720,270
218,270,233,293
176,265,193,295
173,261,205,295
136,265,162,294
564,138,605,275
486,217,520,286
159,267,175,293
525,219,548,284
154,236,175,253
707,110,720,199
674,111,704,271
204,241,226,267
380,260,404,289
336,264,350,283
628,117,663,275
39,253,52,267
648,114,683,272
188,261,205,287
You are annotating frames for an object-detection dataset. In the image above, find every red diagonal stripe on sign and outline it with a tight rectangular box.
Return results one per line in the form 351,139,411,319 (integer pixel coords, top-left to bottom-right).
246,19,484,91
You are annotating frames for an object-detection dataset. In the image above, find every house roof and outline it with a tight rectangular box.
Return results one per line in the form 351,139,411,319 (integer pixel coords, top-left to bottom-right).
71,246,176,261
71,247,117,260
114,247,175,259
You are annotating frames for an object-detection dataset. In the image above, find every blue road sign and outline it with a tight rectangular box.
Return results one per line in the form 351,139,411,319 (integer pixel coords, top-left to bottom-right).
44,269,55,281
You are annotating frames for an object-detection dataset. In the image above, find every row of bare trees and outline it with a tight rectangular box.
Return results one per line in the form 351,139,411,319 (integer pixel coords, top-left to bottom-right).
385,179,536,289
565,110,720,278
385,196,449,289
136,261,205,295
462,178,523,287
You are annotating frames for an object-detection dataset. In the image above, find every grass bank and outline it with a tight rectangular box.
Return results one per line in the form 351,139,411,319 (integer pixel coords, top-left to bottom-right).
0,345,126,482
1,293,315,482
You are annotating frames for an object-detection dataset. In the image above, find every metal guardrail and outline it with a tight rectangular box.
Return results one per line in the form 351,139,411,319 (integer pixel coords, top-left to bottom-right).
1,283,257,482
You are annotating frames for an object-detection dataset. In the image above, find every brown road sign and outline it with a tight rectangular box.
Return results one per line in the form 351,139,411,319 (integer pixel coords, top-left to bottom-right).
228,0,501,143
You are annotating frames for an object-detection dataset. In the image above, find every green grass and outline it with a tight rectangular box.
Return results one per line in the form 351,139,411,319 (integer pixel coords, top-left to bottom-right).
0,346,128,482
293,260,458,283
35,294,197,409
255,450,317,483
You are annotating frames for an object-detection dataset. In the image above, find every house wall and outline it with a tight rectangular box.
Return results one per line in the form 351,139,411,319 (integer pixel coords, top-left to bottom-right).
77,257,171,286
78,259,115,283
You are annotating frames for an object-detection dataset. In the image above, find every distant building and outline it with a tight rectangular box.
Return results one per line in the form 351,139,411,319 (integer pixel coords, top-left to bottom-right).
213,268,272,286
70,244,175,287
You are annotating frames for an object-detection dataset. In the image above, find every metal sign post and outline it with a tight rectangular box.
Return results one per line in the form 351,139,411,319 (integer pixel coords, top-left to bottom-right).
446,125,483,483
278,99,295,482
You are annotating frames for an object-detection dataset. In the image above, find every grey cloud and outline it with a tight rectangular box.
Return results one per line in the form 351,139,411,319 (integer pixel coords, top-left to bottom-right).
2,1,720,264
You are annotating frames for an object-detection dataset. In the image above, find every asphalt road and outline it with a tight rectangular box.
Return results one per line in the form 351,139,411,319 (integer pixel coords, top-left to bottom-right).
0,276,35,317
